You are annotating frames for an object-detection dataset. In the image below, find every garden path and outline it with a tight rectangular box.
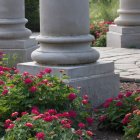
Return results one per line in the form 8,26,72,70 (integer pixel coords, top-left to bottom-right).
95,47,140,82
31,33,140,82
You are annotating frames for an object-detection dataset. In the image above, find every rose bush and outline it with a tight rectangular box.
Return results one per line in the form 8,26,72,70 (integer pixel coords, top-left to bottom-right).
123,108,140,139
4,110,93,140
96,90,140,131
0,66,93,137
90,21,113,47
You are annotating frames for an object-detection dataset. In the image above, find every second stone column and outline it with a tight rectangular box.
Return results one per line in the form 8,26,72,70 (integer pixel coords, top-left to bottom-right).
107,0,140,48
31,0,99,65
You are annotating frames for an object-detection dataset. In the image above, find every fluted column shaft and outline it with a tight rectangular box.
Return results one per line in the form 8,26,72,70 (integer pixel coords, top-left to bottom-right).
32,0,99,65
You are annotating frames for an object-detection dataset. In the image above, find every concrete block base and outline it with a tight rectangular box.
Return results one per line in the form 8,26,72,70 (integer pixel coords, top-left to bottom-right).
17,61,120,107
0,38,38,66
107,25,140,48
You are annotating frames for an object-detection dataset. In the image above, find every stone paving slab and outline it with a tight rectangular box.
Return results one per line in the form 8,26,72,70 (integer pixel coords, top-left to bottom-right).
95,47,140,82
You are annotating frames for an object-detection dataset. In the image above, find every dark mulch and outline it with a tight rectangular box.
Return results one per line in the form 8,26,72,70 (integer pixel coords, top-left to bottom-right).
93,82,140,140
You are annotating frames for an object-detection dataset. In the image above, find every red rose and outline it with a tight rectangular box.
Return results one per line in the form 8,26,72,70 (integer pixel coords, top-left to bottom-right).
44,68,52,73
99,115,107,122
31,106,39,115
86,117,94,125
36,74,43,78
103,102,111,108
68,110,77,118
24,78,33,84
86,130,93,137
63,123,71,129
43,116,53,122
75,129,83,136
11,112,18,117
0,71,4,75
25,122,33,128
5,119,12,124
122,118,130,125
36,132,45,140
83,94,88,99
82,99,88,105
47,109,57,115
68,93,77,101
22,72,29,76
2,89,8,95
0,80,4,85
78,122,85,128
106,98,113,103
116,101,123,107
21,112,28,116
7,124,14,129
125,91,133,97
118,93,124,99
29,86,37,93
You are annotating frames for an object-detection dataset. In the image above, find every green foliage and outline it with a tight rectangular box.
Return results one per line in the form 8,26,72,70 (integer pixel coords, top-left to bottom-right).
90,21,111,47
0,52,6,66
2,53,19,68
123,112,140,140
0,70,76,120
90,0,119,22
96,91,140,131
94,34,106,47
4,112,93,140
0,67,93,138
25,0,40,31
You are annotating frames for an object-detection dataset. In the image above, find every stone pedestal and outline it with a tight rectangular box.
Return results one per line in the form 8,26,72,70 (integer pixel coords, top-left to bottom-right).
0,0,37,65
107,25,140,48
18,61,119,107
107,0,140,48
18,0,119,106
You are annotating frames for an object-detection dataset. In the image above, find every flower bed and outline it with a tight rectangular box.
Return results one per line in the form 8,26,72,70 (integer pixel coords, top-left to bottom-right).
95,90,140,140
0,55,140,139
90,21,114,47
0,66,94,139
4,109,93,140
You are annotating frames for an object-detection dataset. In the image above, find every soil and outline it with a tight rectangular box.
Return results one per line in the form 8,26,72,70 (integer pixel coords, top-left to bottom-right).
94,130,123,140
93,82,140,140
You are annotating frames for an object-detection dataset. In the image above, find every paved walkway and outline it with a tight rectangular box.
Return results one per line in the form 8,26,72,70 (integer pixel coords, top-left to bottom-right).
95,47,140,82
31,33,140,82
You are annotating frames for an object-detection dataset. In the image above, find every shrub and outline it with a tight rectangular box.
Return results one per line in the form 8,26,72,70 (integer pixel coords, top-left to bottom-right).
0,52,7,66
4,110,93,140
25,0,40,31
90,0,119,22
96,91,140,131
90,21,113,47
0,67,93,137
94,35,106,47
123,110,140,139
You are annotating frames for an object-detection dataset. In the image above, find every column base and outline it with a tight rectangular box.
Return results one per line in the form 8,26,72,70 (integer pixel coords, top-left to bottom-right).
17,61,120,107
0,38,38,66
107,25,140,48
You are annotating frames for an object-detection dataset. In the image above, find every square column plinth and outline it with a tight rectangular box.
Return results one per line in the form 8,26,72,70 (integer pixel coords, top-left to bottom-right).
17,61,120,107
107,25,140,48
0,39,38,66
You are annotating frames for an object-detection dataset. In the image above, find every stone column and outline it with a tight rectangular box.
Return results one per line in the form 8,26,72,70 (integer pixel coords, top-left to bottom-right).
31,0,99,65
18,0,119,107
0,0,37,65
107,0,140,48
